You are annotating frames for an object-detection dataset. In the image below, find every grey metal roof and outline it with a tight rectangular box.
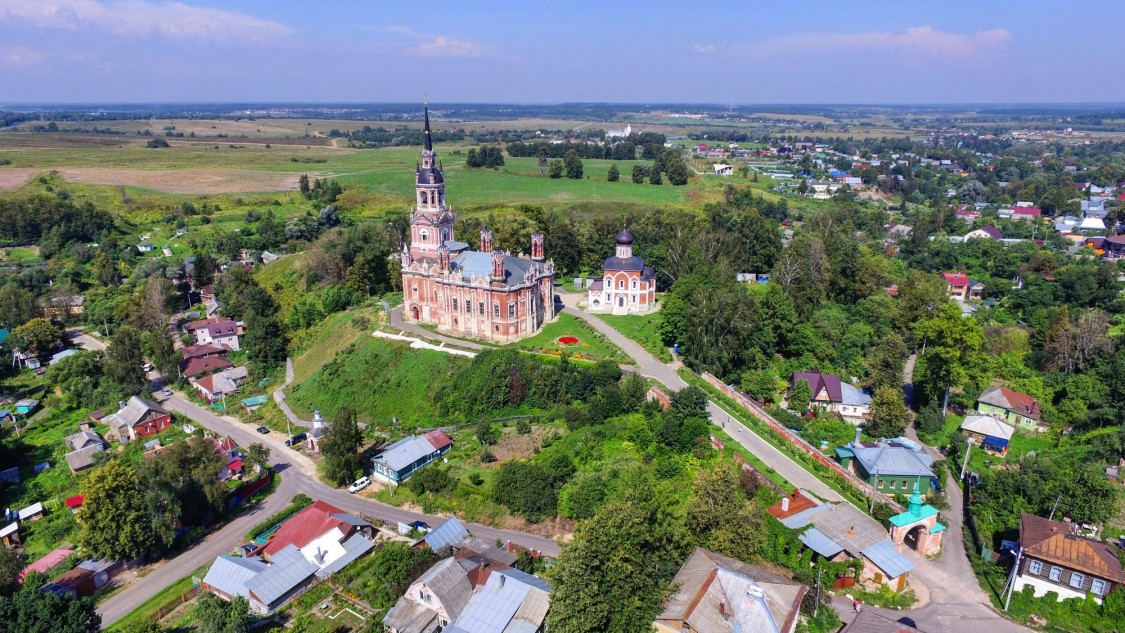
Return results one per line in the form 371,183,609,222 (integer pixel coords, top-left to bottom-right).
117,396,169,427
860,539,916,578
798,528,844,558
382,598,442,633
804,503,886,553
65,445,103,471
415,557,473,616
315,533,375,579
779,503,829,529
329,512,371,528
421,517,470,552
843,609,927,633
245,544,317,606
839,383,871,407
602,255,647,273
447,568,552,633
451,251,541,288
376,435,443,472
960,415,1014,440
850,444,934,479
202,555,267,600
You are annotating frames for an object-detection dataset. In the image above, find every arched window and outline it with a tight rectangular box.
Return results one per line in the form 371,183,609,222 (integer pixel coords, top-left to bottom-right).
420,229,429,242
412,285,419,298
493,303,500,318
632,280,638,289
442,228,449,242
478,301,485,316
452,298,458,312
508,302,516,318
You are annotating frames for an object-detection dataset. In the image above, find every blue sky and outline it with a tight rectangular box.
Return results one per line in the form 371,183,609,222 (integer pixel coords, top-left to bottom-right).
1,0,1122,104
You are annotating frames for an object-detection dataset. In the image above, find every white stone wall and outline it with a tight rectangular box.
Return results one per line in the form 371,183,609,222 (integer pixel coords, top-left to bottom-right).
1013,574,1093,602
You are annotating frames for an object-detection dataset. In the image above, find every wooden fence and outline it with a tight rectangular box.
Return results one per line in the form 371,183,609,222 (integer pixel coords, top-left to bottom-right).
701,372,903,511
149,585,202,622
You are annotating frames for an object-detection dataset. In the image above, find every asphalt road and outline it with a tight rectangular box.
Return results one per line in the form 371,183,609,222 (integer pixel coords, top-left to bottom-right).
97,386,559,627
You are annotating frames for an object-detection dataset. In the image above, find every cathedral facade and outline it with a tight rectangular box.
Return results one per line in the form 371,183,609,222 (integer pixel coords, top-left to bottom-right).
400,106,556,343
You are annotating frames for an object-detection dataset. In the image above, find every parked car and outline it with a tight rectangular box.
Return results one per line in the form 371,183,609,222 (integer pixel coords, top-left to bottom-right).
255,426,270,434
348,476,370,493
285,433,307,447
161,388,173,396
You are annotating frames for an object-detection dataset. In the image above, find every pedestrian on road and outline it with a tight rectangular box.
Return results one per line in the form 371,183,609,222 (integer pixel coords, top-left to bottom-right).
853,599,861,614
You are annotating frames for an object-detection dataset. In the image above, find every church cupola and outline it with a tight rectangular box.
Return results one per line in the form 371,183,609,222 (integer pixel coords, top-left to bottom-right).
530,232,545,261
615,229,634,258
480,228,493,253
408,102,454,261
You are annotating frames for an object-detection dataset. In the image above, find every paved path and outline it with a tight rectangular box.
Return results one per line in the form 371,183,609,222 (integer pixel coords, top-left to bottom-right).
381,300,487,351
272,357,310,428
558,294,844,503
68,328,107,352
98,384,559,627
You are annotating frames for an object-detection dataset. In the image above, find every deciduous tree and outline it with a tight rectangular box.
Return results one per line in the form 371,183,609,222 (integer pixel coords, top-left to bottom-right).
867,386,910,439
320,407,363,486
77,460,157,560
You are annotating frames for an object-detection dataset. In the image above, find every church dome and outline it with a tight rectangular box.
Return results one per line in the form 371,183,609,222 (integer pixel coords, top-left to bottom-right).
615,229,634,246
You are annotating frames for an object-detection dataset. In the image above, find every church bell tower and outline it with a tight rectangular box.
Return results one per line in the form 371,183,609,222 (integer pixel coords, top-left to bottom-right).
409,102,455,260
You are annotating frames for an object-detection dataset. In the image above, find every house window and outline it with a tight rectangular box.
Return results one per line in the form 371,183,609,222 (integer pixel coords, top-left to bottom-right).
452,298,458,312
419,590,432,604
1028,560,1042,575
421,229,429,242
478,301,485,316
1049,566,1063,582
508,302,515,318
1070,572,1086,589
493,303,500,318
1092,579,1108,596
439,618,449,627
632,280,638,289
618,279,625,289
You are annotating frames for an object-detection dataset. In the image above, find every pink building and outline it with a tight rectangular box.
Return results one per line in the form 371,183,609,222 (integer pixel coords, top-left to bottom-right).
400,106,556,343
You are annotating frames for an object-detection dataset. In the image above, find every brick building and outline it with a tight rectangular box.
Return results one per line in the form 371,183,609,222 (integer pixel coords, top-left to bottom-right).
400,105,556,343
587,229,657,315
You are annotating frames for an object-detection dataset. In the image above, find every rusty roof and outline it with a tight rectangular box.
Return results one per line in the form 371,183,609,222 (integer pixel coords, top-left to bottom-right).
1020,513,1125,583
767,489,820,520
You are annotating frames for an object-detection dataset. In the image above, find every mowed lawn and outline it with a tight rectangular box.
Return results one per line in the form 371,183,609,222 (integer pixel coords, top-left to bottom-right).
513,312,626,363
595,311,671,362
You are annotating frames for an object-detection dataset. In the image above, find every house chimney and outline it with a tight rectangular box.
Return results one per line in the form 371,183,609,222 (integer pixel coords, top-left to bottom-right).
499,574,506,588
847,526,856,538
480,228,493,253
719,599,728,619
781,497,790,512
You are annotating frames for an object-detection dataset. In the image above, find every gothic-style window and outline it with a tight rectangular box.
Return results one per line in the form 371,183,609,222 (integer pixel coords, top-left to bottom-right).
452,298,458,312
632,280,638,289
618,279,625,289
493,303,500,318
478,301,485,316
412,285,418,298
508,302,515,318
442,229,449,242
420,229,429,242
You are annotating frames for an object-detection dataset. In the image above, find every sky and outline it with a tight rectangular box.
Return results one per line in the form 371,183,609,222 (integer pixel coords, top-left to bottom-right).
1,0,1123,105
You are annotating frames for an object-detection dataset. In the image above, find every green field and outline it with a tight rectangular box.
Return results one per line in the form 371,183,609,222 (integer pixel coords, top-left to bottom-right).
594,311,671,362
287,337,464,427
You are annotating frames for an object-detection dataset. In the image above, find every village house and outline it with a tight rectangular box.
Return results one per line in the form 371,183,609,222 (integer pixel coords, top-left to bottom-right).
942,271,984,302
976,385,1045,433
964,225,1003,241
788,371,872,419
100,396,172,443
959,415,1015,455
1013,513,1125,603
712,164,734,176
41,295,85,318
383,555,551,633
372,430,453,484
834,437,935,494
64,429,107,473
652,547,806,633
401,106,556,343
185,317,241,350
587,229,658,315
182,355,233,380
767,490,915,591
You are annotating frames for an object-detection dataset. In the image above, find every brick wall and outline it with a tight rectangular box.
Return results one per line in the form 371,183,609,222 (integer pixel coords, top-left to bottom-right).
647,386,671,411
710,435,784,494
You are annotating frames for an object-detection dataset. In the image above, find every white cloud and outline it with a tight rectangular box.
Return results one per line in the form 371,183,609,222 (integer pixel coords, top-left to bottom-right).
0,0,293,44
693,43,722,54
390,26,490,58
1,45,45,68
754,26,1010,59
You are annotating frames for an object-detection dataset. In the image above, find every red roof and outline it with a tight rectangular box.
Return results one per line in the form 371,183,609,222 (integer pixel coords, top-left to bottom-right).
64,496,84,508
424,429,453,451
182,355,233,378
942,272,970,287
1117,192,1125,201
228,460,244,471
1014,206,1042,216
767,489,819,520
1001,387,1041,421
262,500,350,557
182,343,226,360
20,548,74,581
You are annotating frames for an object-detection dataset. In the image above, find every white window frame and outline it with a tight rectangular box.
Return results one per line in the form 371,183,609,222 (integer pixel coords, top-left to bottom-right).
1092,578,1108,596
1049,566,1063,582
421,229,429,241
508,302,515,318
1070,572,1086,589
1028,560,1042,575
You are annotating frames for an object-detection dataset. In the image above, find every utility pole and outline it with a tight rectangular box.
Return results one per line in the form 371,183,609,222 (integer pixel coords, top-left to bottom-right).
1048,493,1062,521
814,565,822,618
959,442,972,480
1003,547,1022,612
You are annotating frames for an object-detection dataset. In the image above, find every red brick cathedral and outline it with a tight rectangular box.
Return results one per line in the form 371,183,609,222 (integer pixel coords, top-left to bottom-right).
400,106,556,343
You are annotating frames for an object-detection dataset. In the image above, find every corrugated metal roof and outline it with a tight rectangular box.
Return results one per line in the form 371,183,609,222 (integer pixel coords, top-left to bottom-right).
416,557,473,616
0,523,16,538
779,503,829,529
447,568,551,633
202,555,268,599
850,444,934,479
860,539,915,578
245,545,317,606
799,528,844,558
315,533,375,579
376,435,442,472
420,517,469,552
960,415,1014,440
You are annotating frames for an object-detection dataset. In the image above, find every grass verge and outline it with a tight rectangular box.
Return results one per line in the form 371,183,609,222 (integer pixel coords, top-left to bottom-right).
105,564,209,632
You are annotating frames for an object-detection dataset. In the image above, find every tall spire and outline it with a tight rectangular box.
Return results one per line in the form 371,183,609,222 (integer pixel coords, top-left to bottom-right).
423,98,433,153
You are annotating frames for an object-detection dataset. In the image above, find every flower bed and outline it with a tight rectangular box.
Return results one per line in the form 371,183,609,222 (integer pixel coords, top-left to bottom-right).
557,336,580,346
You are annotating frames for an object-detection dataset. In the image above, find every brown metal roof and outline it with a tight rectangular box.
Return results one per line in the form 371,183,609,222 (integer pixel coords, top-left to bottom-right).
1020,513,1125,583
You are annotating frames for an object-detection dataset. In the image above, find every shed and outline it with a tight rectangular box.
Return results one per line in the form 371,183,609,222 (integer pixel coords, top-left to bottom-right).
18,502,44,522
0,522,19,547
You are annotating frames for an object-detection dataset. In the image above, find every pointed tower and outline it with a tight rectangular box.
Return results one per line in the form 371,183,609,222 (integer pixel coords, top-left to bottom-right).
409,102,455,260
